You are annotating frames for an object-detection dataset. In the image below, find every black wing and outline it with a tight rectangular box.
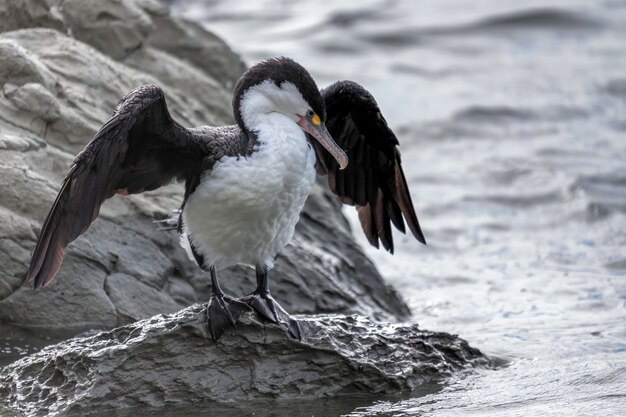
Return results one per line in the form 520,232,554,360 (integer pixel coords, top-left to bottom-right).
315,80,426,253
26,84,206,288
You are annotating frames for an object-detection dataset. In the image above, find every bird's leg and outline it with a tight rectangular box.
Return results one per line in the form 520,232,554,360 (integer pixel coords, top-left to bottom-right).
240,265,302,340
206,266,250,341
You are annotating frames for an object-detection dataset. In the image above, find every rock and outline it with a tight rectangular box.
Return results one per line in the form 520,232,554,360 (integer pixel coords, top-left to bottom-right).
0,0,247,87
0,255,118,331
123,46,234,124
4,82,60,122
144,12,248,88
0,1,410,351
104,273,184,325
54,0,154,61
0,39,56,89
0,0,65,34
0,305,491,416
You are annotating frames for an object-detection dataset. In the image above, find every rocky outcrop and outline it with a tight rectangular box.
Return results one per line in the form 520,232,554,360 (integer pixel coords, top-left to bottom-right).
0,0,409,346
0,305,491,416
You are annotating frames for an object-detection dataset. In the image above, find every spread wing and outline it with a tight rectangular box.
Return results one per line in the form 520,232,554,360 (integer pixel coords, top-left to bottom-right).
26,84,206,288
315,80,426,253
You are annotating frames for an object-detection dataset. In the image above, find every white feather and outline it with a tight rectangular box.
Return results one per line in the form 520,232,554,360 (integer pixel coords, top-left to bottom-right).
182,82,316,270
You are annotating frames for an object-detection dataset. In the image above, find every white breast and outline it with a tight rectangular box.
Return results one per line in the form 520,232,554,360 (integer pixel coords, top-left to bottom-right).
182,113,316,270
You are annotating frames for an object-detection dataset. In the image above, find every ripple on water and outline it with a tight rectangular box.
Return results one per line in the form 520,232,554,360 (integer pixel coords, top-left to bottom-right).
602,78,626,98
357,7,601,48
453,104,588,124
572,173,626,213
471,8,601,31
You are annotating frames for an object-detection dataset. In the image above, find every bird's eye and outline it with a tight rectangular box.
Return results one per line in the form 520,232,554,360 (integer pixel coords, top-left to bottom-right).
307,109,321,126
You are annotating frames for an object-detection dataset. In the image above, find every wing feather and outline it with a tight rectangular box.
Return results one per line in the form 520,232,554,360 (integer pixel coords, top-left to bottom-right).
316,80,426,252
26,84,205,288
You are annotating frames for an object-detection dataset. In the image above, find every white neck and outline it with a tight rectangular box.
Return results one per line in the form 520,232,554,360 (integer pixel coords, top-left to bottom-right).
239,80,310,135
253,112,309,154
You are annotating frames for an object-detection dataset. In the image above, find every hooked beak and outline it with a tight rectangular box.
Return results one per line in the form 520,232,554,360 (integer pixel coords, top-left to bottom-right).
298,116,348,170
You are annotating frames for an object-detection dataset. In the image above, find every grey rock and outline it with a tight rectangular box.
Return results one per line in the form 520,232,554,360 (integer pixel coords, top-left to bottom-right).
0,1,410,346
0,254,118,331
104,273,183,325
123,45,234,124
144,12,248,88
163,276,197,306
0,305,491,416
4,82,60,122
0,0,65,33
0,0,246,88
0,39,56,89
54,0,154,60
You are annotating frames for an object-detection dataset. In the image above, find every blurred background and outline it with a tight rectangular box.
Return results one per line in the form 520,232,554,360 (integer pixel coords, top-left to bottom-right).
170,0,626,415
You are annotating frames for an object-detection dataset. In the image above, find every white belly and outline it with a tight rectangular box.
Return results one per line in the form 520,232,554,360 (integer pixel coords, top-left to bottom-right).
182,114,316,270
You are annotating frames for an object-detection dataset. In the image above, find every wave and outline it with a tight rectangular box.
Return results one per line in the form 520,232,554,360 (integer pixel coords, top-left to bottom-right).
359,8,600,47
454,104,587,124
473,8,600,31
463,189,566,208
574,174,626,213
603,78,626,98
453,106,534,122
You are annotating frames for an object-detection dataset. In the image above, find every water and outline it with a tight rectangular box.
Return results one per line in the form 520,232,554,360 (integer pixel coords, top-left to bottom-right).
171,0,626,415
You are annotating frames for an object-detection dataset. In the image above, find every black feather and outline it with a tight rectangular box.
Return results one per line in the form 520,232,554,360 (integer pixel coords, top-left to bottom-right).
314,80,426,250
26,84,206,287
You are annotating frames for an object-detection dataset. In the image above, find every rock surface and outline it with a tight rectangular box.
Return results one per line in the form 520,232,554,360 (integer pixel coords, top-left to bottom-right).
0,0,409,343
0,305,491,416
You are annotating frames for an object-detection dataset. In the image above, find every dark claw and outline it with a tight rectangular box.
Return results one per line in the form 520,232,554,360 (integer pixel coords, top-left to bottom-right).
240,292,302,340
207,294,251,341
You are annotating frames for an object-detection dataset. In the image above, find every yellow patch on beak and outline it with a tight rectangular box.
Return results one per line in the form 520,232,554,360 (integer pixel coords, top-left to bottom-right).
312,113,321,126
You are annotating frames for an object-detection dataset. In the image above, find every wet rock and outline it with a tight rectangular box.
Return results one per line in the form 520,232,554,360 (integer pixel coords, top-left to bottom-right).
0,305,490,416
0,1,410,345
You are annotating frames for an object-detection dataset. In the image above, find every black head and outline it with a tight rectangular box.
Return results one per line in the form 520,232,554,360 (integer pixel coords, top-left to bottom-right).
232,57,326,132
232,57,348,169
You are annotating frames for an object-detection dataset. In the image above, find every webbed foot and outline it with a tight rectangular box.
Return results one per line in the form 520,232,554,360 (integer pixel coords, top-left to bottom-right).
240,292,302,340
207,293,251,341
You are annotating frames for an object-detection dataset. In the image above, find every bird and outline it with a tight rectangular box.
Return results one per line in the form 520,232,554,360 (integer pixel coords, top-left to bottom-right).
25,57,426,341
